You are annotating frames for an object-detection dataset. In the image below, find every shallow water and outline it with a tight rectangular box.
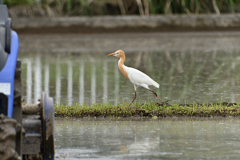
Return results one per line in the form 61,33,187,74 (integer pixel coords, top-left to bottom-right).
18,32,240,105
55,118,240,159
19,48,240,105
18,32,240,159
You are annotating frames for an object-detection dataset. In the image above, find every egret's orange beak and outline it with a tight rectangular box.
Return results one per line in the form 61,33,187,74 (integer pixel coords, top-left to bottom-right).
108,53,116,56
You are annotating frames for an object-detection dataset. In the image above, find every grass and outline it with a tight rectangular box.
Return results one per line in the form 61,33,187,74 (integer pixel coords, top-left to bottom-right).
4,0,240,16
54,102,240,118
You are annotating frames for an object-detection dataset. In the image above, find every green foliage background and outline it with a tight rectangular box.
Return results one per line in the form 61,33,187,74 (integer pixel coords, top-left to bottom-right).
4,0,240,16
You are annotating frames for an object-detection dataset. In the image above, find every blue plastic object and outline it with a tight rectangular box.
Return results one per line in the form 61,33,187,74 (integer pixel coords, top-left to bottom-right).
0,31,19,117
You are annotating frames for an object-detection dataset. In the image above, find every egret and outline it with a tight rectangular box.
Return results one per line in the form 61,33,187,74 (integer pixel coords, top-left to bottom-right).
108,50,163,106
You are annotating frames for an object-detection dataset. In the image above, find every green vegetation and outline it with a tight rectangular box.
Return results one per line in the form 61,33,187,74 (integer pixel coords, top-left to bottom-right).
4,0,240,16
54,102,240,118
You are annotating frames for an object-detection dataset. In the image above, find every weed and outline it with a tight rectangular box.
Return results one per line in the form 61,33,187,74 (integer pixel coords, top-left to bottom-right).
5,0,240,16
54,102,240,118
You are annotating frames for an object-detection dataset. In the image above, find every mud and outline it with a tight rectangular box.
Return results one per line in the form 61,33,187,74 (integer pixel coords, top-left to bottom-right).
0,114,19,160
12,14,240,34
155,102,237,107
54,102,240,118
22,104,41,115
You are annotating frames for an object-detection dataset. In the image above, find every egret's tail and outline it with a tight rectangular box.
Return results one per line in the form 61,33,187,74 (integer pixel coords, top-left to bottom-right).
153,81,159,88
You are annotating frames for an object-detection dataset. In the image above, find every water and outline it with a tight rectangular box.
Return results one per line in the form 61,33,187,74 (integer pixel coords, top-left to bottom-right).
55,118,240,159
19,49,240,105
17,32,240,105
18,32,240,159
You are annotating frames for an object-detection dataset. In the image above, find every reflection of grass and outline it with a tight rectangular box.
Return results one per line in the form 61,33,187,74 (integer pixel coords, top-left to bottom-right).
54,102,240,118
20,51,240,105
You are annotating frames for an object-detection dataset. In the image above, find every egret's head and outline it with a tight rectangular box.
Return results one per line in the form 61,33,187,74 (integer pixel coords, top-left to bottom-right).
108,50,125,58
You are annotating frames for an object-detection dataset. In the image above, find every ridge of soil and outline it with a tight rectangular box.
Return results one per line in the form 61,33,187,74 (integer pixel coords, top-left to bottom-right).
54,102,240,118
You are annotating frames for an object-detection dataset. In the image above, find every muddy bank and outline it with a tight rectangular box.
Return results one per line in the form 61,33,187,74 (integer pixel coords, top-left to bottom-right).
18,31,240,53
54,102,240,118
14,14,240,53
13,14,240,34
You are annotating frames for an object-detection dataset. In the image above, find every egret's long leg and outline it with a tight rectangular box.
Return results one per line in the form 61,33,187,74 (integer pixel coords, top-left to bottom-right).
128,91,137,106
149,89,163,103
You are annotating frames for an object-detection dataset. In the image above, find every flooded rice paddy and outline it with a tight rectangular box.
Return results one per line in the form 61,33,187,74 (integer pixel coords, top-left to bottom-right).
19,32,240,105
19,31,240,159
55,118,240,159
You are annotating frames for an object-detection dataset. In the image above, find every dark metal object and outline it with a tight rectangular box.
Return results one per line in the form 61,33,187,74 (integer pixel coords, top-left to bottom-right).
22,115,42,159
0,93,8,115
22,93,55,160
5,18,11,53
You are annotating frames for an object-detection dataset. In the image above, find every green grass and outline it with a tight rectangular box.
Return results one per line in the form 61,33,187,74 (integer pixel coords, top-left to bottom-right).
4,0,240,16
54,102,240,118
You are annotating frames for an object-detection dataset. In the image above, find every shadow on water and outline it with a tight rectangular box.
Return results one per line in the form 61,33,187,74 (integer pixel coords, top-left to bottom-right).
19,50,240,105
54,118,240,159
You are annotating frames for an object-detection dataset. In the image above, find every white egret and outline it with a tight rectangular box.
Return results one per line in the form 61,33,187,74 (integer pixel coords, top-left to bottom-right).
108,50,163,106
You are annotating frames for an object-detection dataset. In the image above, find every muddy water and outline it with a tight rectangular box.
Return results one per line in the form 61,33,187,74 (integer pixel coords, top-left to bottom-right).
55,118,240,159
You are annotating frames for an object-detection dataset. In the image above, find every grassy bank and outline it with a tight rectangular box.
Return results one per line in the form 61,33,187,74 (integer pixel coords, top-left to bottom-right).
54,102,240,118
5,0,240,16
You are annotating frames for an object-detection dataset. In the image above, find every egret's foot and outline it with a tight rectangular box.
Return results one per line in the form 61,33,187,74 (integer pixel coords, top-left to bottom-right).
162,100,169,103
162,100,170,106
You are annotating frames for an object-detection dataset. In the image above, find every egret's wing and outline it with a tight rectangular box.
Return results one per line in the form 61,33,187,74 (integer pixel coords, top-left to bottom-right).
125,67,159,88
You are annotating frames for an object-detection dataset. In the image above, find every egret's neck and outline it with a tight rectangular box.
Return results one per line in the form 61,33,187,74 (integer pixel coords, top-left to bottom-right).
118,55,129,79
118,55,125,65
